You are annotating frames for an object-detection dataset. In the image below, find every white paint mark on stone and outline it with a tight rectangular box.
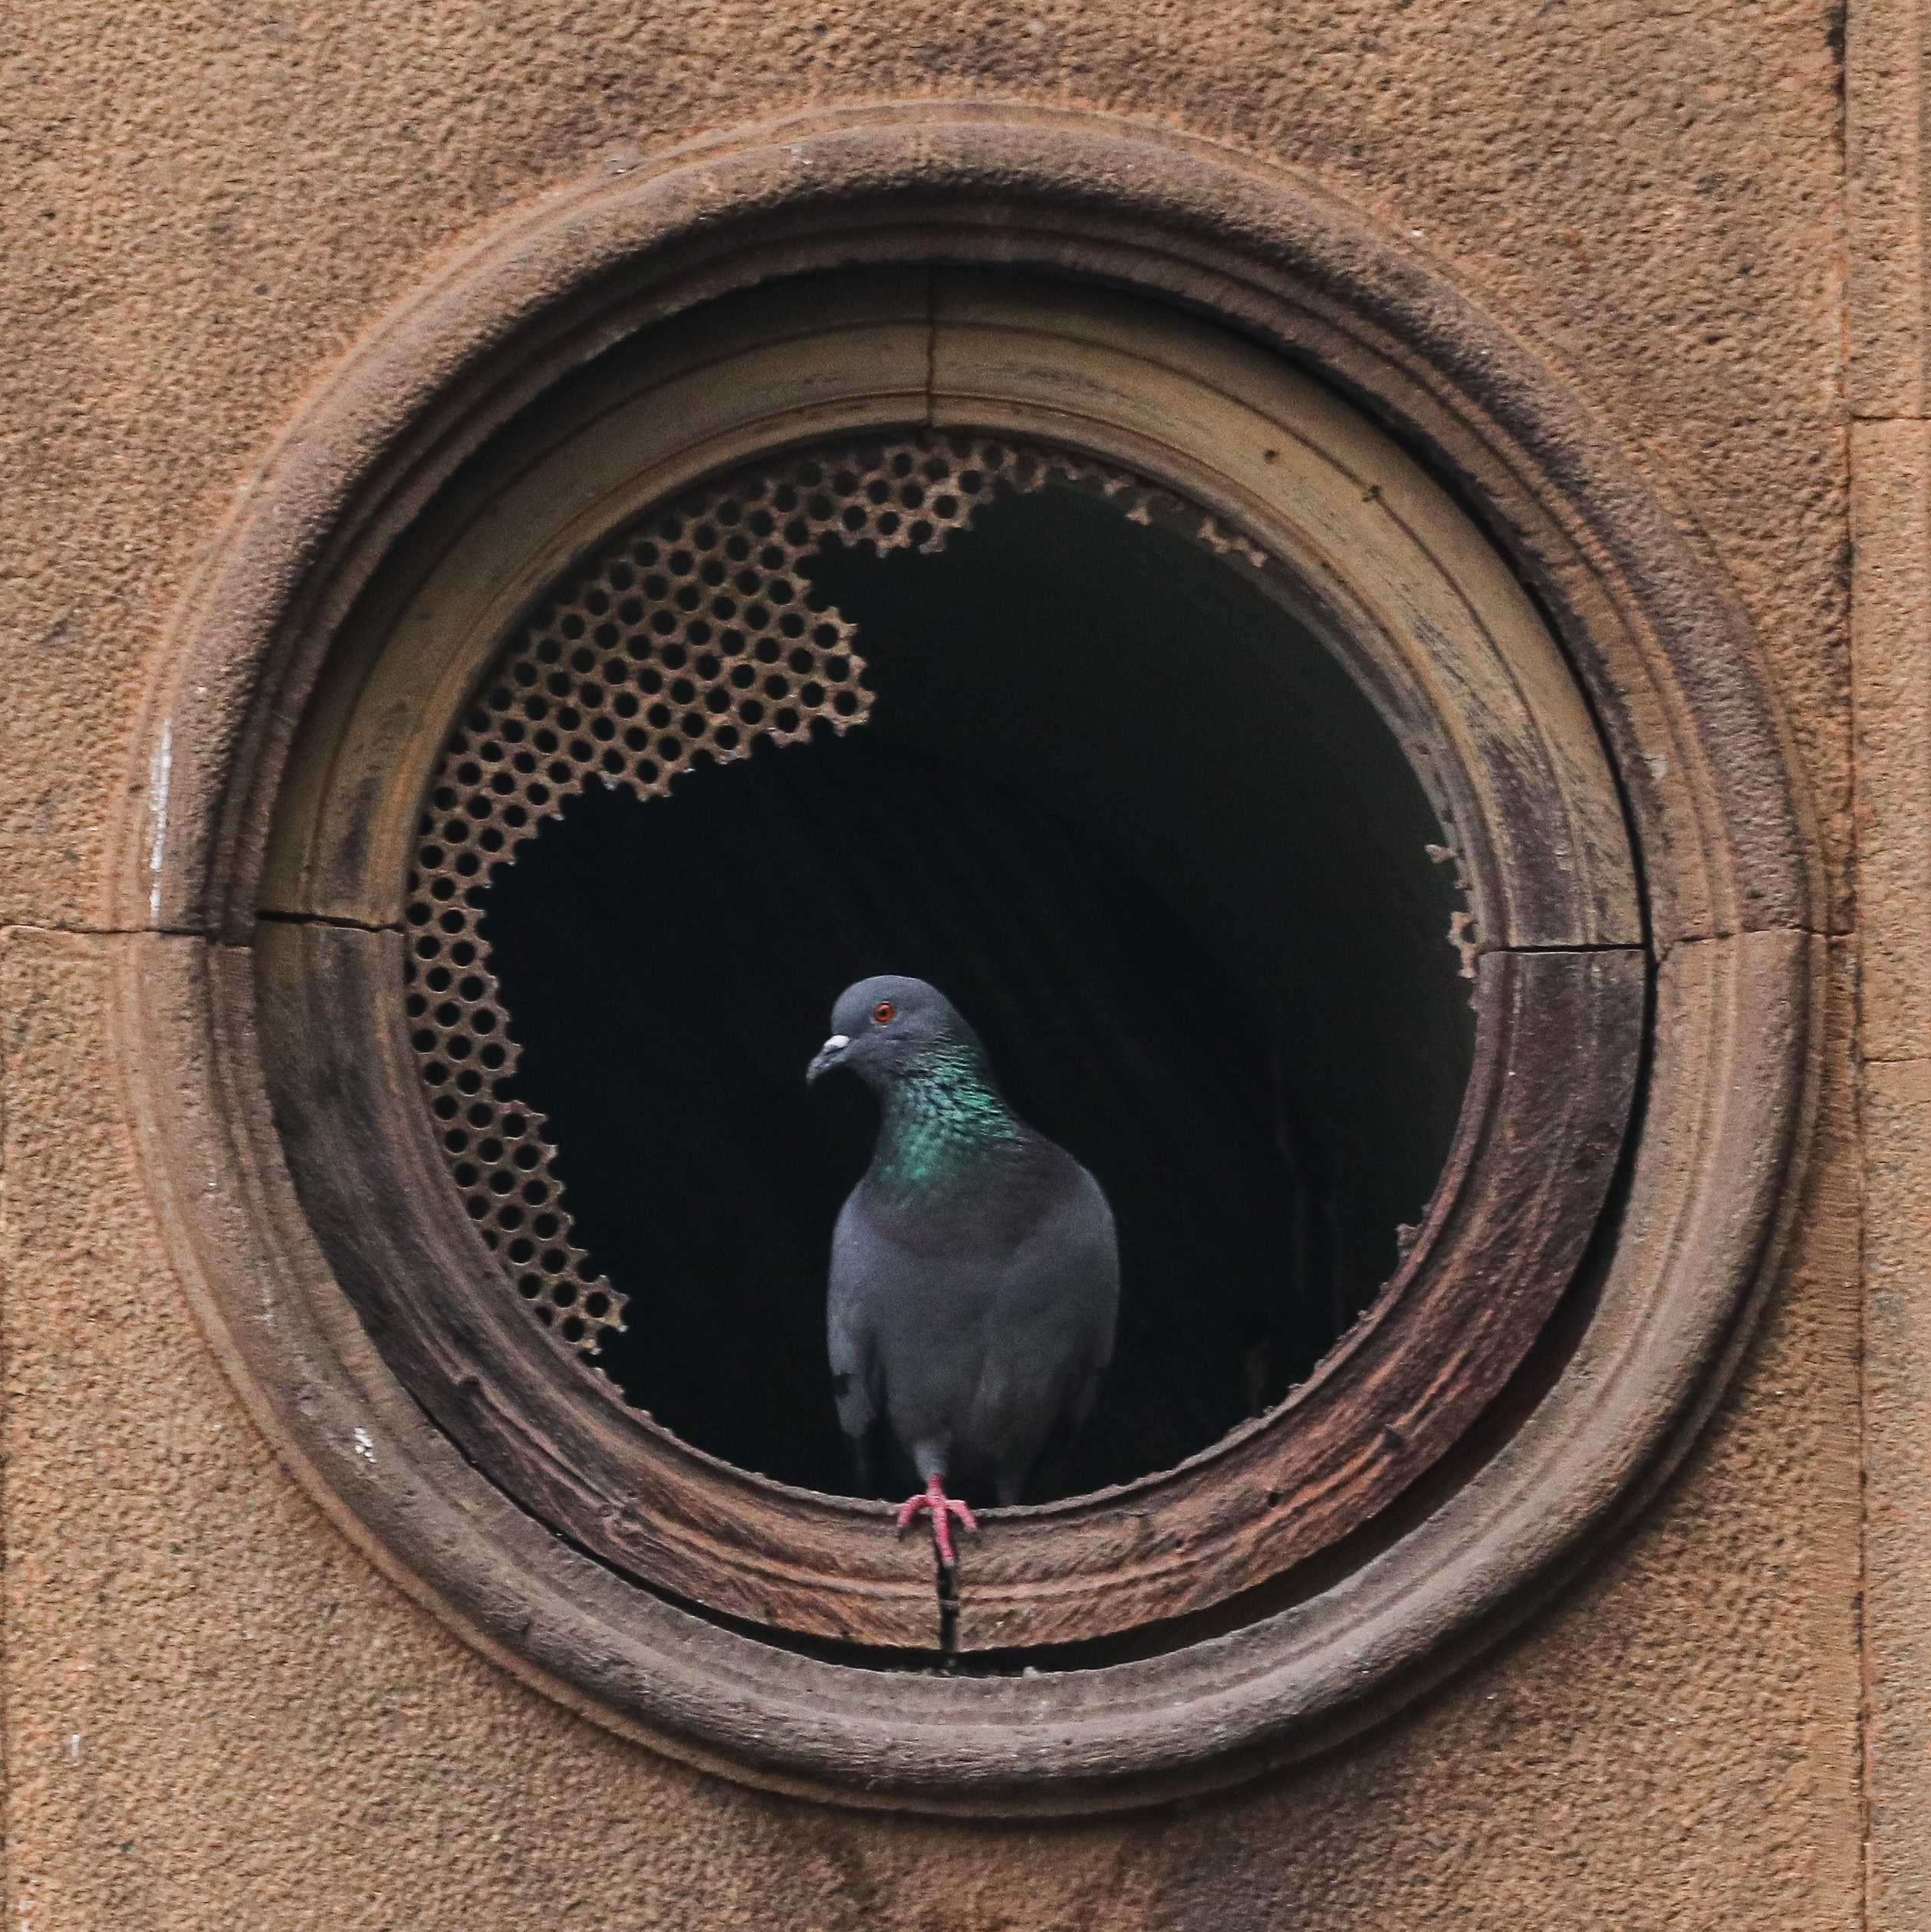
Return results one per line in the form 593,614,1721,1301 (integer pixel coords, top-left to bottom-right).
147,719,173,923
354,1427,376,1463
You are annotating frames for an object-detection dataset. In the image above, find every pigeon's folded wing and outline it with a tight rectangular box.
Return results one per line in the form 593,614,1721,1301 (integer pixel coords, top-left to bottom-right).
827,1196,883,1447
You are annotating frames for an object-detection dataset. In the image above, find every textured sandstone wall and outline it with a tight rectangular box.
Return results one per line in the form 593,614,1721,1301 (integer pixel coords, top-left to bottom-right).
2,2,1871,1925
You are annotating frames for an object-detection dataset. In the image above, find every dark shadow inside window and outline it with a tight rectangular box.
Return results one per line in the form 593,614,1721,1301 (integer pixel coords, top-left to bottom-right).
480,478,1474,1501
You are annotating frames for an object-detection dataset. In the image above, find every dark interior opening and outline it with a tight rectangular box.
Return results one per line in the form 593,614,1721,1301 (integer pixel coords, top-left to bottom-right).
480,475,1475,1502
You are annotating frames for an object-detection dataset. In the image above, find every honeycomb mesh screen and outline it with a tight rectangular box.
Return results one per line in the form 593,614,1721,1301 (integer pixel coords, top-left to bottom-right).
403,435,1201,1358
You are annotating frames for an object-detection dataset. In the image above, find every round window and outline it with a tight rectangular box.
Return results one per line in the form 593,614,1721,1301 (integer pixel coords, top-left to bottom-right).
256,271,1640,1654
130,107,1814,1811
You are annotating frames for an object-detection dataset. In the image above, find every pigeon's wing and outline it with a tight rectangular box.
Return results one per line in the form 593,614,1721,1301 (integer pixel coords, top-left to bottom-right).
826,1191,883,1449
972,1160,1120,1504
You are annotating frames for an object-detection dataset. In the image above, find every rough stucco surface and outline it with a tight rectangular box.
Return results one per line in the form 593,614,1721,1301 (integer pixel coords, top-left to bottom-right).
1,1,1860,1925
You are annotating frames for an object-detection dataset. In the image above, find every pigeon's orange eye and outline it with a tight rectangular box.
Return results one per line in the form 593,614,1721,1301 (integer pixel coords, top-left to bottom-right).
873,1001,896,1025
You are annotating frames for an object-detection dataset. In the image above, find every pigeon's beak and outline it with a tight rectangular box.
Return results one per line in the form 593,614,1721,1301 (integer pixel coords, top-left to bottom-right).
806,1034,851,1084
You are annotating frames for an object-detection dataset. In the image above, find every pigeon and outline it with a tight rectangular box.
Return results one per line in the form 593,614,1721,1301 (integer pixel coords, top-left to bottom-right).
806,975,1119,1566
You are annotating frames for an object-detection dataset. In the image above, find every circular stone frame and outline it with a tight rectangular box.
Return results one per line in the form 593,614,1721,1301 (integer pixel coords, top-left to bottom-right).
252,285,1644,1655
118,103,1821,1813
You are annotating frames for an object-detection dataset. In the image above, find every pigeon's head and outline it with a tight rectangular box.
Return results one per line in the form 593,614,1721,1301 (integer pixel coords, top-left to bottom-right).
806,975,984,1090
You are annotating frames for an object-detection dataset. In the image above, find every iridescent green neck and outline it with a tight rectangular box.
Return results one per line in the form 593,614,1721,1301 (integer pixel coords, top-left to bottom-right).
870,1044,1022,1203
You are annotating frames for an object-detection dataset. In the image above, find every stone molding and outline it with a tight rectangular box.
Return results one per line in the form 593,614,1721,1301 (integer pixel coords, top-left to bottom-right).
114,102,1821,1812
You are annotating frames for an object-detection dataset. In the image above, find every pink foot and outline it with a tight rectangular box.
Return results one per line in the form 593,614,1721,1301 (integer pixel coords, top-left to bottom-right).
895,1475,979,1568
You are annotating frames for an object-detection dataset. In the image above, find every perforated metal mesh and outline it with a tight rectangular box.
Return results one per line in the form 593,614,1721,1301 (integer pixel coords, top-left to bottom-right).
403,433,1176,1364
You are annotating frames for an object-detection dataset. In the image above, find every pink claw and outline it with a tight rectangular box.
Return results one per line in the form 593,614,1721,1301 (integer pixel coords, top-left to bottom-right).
895,1475,979,1568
